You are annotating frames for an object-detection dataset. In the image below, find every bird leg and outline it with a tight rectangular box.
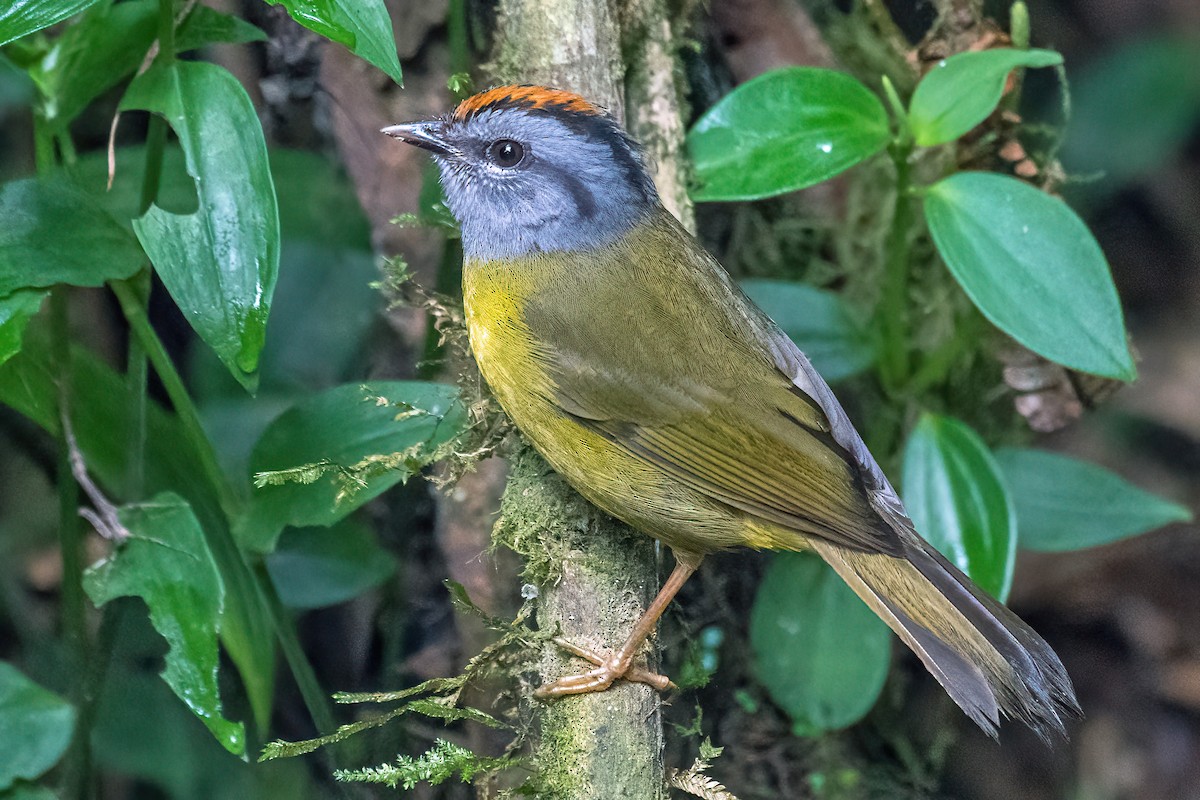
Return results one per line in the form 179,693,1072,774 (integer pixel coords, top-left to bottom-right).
534,556,700,699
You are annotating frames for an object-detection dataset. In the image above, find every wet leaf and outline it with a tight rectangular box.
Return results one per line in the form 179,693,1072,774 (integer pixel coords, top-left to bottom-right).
83,493,246,756
0,341,277,730
0,0,103,47
908,48,1063,146
902,414,1015,600
688,67,890,201
121,61,279,391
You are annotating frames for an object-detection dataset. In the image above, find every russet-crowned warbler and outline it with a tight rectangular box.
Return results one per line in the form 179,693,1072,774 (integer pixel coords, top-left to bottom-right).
384,85,1080,739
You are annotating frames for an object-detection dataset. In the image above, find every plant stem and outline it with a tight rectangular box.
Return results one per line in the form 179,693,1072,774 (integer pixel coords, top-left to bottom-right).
52,288,91,800
111,280,241,515
879,143,915,393
260,569,338,736
111,280,338,742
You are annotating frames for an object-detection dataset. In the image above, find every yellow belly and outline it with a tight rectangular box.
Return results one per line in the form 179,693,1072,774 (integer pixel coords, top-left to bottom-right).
462,256,791,557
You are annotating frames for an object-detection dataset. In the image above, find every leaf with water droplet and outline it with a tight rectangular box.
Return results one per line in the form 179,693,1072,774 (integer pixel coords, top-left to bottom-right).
688,67,890,201
83,493,247,756
909,48,1063,146
122,61,279,392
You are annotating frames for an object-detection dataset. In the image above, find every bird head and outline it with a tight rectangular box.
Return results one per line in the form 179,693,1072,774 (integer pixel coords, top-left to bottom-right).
383,86,660,260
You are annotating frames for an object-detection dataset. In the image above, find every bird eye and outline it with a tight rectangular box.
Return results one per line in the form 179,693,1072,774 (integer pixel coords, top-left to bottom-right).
488,139,525,168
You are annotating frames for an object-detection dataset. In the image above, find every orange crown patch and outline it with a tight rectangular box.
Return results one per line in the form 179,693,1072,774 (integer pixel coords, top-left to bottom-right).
453,86,603,121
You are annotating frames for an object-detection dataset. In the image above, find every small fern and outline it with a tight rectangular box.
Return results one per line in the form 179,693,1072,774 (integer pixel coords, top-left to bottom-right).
335,739,517,789
668,738,740,800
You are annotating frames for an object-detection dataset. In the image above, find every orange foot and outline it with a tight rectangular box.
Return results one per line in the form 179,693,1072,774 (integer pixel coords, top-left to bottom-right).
533,637,676,699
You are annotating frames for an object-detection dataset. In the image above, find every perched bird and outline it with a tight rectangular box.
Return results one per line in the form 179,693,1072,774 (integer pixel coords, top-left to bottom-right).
384,85,1080,739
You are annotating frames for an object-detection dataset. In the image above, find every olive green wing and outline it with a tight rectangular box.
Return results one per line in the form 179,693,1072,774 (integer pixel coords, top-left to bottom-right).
539,325,902,555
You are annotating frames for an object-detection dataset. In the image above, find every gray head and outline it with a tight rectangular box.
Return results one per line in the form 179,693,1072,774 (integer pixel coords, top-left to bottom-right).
383,86,660,260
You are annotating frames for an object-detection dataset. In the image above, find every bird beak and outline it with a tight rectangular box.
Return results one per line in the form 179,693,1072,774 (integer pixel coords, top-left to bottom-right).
381,122,457,158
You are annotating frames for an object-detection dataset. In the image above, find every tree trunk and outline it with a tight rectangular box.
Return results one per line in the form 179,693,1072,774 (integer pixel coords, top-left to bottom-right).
484,1,692,797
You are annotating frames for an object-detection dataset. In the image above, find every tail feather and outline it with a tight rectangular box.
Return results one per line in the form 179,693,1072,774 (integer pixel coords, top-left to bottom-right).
812,538,1081,740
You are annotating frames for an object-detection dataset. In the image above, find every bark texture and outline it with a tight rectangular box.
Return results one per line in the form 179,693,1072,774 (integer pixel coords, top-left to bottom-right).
484,1,692,797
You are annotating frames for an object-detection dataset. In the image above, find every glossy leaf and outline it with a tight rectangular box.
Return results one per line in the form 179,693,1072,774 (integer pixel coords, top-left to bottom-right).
83,493,246,756
1063,35,1200,186
0,0,103,47
241,381,465,552
909,48,1063,146
995,447,1192,552
0,177,145,295
268,519,397,609
0,662,76,789
33,0,156,127
750,552,891,734
925,171,1135,380
122,61,279,391
741,279,874,381
265,0,401,84
0,342,277,730
902,414,1016,600
0,289,46,367
175,3,267,52
33,0,264,128
688,67,890,201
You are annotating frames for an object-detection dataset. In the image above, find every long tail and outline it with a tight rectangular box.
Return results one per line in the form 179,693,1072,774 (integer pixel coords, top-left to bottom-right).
812,537,1081,740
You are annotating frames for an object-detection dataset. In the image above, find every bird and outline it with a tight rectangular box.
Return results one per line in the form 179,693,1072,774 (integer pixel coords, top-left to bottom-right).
383,84,1080,740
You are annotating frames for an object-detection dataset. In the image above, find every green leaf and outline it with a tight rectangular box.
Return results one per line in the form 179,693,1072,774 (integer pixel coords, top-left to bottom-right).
740,279,874,381
267,519,397,609
241,381,464,552
175,3,267,52
0,341,277,731
908,48,1063,146
83,493,246,756
33,0,156,127
0,0,104,47
265,0,401,84
121,61,280,392
1063,35,1200,186
995,447,1192,552
0,289,46,368
688,67,890,201
902,414,1016,600
924,171,1135,380
31,0,264,128
750,552,891,734
0,662,76,790
0,177,145,295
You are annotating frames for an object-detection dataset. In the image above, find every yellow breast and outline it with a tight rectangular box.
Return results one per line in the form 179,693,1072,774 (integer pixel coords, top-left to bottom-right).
460,251,756,557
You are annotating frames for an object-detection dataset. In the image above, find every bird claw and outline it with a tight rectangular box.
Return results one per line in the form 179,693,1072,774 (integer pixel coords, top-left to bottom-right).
534,636,675,699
